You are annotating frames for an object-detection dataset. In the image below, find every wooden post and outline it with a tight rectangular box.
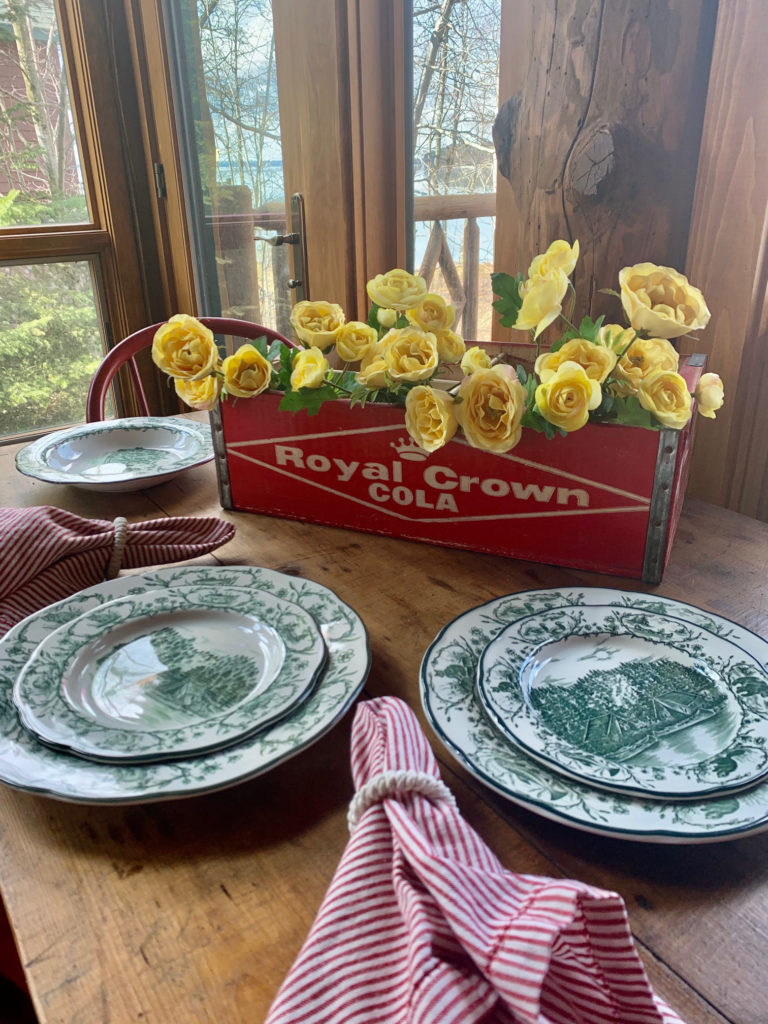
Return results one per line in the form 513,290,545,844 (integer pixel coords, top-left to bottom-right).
494,0,717,327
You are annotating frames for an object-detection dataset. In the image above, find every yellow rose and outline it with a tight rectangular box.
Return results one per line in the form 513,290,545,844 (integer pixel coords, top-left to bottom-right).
356,339,391,389
366,269,428,311
434,328,466,364
528,239,580,279
174,372,221,411
406,293,456,333
597,323,636,353
615,337,679,393
221,344,273,398
151,314,219,380
694,372,724,420
535,360,602,432
514,269,569,339
404,386,458,454
335,321,377,363
376,307,398,329
619,263,710,339
455,365,527,453
290,347,329,390
637,369,692,429
460,346,492,375
289,300,345,350
535,338,617,384
384,326,439,382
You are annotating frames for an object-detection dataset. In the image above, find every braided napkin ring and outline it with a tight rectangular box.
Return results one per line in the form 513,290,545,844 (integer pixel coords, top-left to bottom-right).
348,769,457,833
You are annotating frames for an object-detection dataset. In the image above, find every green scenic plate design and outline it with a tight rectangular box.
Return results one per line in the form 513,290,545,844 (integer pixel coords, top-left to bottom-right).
14,585,327,763
0,566,369,803
15,417,214,492
421,587,768,844
476,605,768,798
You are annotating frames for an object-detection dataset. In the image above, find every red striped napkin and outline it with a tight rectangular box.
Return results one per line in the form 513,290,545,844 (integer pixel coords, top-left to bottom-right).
0,505,235,636
266,697,684,1024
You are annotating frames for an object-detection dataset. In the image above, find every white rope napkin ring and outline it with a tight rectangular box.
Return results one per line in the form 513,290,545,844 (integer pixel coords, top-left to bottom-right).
348,769,457,833
107,517,129,579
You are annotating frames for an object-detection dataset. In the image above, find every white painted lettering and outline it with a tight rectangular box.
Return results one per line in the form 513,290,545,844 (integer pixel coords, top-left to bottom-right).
392,486,412,506
362,463,388,480
423,465,456,490
306,454,331,472
436,493,459,512
415,489,435,509
557,487,589,507
275,445,305,468
460,475,480,492
392,461,403,483
511,482,556,502
369,482,389,502
333,458,359,482
481,478,509,498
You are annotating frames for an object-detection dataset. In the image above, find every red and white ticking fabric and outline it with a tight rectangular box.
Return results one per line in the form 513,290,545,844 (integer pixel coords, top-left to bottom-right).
0,505,235,636
266,697,685,1024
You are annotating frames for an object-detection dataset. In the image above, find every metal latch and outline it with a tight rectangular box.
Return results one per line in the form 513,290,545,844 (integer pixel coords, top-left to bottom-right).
254,232,300,246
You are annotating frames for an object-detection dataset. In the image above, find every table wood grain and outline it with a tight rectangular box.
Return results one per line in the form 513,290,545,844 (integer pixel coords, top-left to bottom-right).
1,438,767,1024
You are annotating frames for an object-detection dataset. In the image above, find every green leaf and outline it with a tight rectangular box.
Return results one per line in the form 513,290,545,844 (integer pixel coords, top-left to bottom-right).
278,383,339,416
251,335,269,358
490,271,525,326
573,315,605,343
610,394,663,429
367,302,381,330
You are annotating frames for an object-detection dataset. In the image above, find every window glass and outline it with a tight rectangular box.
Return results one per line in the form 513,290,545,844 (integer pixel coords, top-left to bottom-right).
0,260,105,437
411,0,500,340
0,0,89,225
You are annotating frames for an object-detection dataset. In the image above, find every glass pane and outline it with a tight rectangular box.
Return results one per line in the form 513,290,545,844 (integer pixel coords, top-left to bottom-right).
0,0,89,226
410,0,501,340
166,1,288,332
0,259,105,438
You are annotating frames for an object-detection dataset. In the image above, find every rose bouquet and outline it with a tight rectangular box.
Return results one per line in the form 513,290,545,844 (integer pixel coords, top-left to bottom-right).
151,242,724,456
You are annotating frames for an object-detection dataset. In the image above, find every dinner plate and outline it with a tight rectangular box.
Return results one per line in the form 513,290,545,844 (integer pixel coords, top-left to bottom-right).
476,604,768,799
0,566,369,803
15,416,213,491
14,585,327,763
421,587,768,843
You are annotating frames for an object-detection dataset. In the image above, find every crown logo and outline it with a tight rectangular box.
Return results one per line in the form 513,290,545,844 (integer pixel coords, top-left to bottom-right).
391,437,427,461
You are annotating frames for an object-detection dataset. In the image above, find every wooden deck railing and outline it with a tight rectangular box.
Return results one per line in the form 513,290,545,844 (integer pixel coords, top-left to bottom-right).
209,191,496,340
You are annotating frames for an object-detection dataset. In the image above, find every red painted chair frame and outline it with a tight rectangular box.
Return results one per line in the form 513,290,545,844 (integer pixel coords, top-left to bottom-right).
86,317,295,422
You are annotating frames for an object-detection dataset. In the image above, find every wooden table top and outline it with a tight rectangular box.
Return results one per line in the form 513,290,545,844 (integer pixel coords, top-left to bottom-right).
1,432,767,1024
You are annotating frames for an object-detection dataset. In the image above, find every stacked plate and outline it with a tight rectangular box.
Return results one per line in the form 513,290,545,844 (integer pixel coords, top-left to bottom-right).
0,566,370,803
421,587,768,844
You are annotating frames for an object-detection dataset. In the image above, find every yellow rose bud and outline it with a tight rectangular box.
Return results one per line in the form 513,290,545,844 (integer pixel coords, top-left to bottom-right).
404,385,458,454
615,337,679,393
290,347,329,390
694,371,724,420
535,338,617,384
637,368,692,429
289,300,345,350
356,339,390,389
597,323,636,353
405,292,456,333
514,270,569,339
335,321,377,363
535,360,602,432
366,268,428,311
376,308,398,328
151,314,219,380
221,344,272,398
434,328,466,364
455,365,527,453
384,326,439,382
619,263,710,339
174,372,221,411
528,239,579,280
460,346,492,375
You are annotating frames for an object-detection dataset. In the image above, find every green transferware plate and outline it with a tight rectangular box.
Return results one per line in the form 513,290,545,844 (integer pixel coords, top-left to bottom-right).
0,566,369,803
15,416,213,492
421,587,768,844
14,585,327,763
476,604,768,799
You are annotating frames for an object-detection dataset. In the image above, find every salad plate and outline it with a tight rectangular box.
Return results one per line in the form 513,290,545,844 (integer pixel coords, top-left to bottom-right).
14,585,327,763
421,587,768,843
0,565,369,803
476,604,768,798
15,416,213,492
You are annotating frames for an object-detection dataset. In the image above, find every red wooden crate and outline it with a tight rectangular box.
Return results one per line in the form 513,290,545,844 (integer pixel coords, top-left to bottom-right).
213,355,704,583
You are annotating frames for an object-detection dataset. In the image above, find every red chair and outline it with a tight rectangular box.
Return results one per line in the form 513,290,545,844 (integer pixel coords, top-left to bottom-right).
86,316,295,421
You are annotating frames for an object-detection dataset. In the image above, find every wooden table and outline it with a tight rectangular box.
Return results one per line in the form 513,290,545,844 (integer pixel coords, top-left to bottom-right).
1,436,767,1024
